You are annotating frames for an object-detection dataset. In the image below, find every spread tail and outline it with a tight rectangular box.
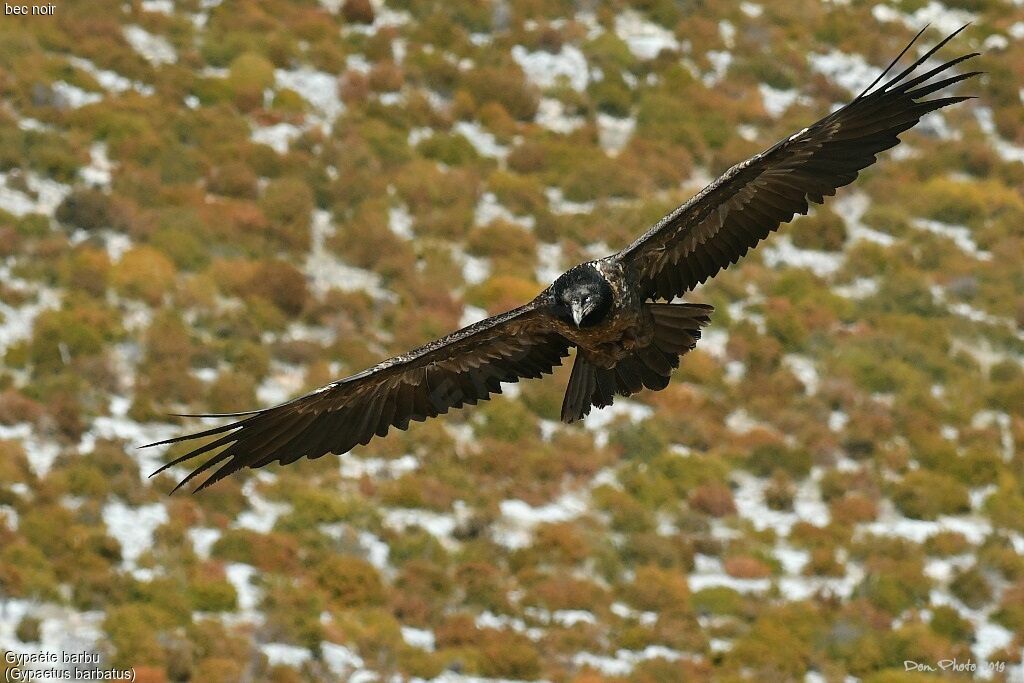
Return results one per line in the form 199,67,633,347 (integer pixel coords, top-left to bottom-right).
560,303,712,423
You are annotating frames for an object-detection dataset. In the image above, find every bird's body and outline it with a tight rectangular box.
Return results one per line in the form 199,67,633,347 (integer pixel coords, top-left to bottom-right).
548,260,648,367
149,27,980,492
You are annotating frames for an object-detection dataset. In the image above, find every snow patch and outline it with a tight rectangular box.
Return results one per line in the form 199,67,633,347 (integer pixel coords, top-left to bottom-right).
762,236,843,277
783,354,819,395
535,97,585,134
475,192,533,228
224,564,261,616
615,10,680,60
453,121,508,159
123,25,177,66
68,56,153,96
401,626,436,651
235,479,291,534
141,0,174,13
388,203,414,239
808,50,878,95
759,84,806,118
307,209,395,300
535,242,564,283
262,643,312,667
459,305,488,328
340,454,419,479
512,44,589,92
0,170,71,217
492,492,590,549
275,68,344,128
188,527,222,560
81,143,114,187
872,2,976,35
596,113,636,156
321,641,366,678
102,500,168,578
251,122,302,154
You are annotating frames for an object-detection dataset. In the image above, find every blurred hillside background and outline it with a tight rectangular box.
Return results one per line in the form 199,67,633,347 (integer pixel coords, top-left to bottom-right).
0,0,1023,681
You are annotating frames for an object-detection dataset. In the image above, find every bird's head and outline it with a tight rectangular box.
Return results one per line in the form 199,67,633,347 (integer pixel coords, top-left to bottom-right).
552,263,613,328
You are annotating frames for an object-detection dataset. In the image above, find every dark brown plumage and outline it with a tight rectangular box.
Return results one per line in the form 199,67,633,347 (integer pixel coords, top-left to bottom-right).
148,26,978,492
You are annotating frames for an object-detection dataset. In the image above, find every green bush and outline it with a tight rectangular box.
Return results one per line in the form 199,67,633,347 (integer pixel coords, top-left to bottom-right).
227,52,275,111
260,177,314,251
746,442,812,479
789,206,848,251
55,188,118,231
891,470,970,520
315,555,386,608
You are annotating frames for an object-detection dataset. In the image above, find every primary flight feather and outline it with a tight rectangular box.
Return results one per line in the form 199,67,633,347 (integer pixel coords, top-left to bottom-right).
148,26,979,492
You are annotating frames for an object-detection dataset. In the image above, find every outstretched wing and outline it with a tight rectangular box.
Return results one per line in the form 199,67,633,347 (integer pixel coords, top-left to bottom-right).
147,300,569,492
615,25,979,300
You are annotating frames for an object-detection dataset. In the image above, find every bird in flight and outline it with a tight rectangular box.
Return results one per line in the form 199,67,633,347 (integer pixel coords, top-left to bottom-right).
149,26,978,492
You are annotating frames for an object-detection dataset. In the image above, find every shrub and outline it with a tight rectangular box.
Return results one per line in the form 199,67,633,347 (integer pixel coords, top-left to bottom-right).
830,492,878,525
949,566,992,609
726,604,823,679
261,576,325,649
857,561,931,615
0,389,44,426
368,61,404,92
589,71,632,117
210,528,299,577
984,485,1024,534
478,630,541,679
111,246,176,305
561,153,643,202
463,66,538,121
206,370,257,413
189,564,238,612
27,303,120,376
315,556,386,608
454,562,507,612
487,171,547,216
207,161,259,198
465,275,539,315
192,658,245,683
789,205,848,251
608,419,667,462
993,581,1024,632
15,615,41,643
416,132,480,166
0,540,61,600
342,0,374,24
764,470,796,511
249,259,308,316
929,605,973,643
804,547,845,577
691,586,744,616
724,555,772,579
393,160,478,239
62,246,111,297
626,565,690,615
476,396,536,443
746,442,812,479
260,177,314,251
227,52,275,111
104,603,178,669
56,188,118,231
688,482,736,517
891,470,970,520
